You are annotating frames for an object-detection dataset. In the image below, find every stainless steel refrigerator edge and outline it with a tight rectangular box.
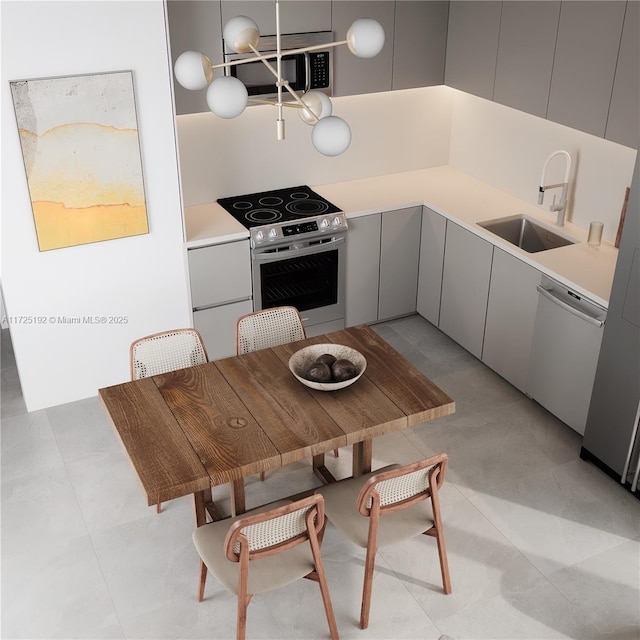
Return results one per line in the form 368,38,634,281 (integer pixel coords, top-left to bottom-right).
581,155,640,496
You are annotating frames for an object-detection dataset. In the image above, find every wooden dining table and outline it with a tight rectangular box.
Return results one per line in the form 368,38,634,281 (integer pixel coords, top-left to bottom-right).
99,324,455,527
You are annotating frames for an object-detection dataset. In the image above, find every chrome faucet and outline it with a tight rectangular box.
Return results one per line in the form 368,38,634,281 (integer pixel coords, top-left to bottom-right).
538,149,571,226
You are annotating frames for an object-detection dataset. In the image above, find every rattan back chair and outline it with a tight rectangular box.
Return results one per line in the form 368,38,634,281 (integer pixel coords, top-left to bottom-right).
236,306,306,355
130,328,208,381
193,494,339,640
129,328,209,512
316,453,451,629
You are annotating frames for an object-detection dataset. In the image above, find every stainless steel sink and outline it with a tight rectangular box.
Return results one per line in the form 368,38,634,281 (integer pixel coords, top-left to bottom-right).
477,215,577,253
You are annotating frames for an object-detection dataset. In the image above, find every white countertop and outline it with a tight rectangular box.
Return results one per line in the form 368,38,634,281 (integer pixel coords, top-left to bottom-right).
185,165,618,308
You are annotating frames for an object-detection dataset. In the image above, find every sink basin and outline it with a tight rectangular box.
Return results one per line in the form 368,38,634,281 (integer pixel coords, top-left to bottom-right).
477,215,577,253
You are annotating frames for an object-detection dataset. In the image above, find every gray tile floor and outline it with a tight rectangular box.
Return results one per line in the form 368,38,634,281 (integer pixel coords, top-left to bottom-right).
2,315,639,640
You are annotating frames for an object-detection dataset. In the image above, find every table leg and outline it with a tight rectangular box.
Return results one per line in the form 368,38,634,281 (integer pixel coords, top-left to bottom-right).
193,490,208,528
313,453,337,484
230,478,246,517
353,439,372,477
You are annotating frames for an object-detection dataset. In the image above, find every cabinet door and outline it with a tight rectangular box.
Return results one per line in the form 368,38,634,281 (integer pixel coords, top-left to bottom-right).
188,240,252,309
439,222,493,358
379,207,422,321
417,207,446,327
345,214,381,327
392,0,448,90
332,1,395,97
222,1,331,36
493,1,560,119
167,0,223,115
193,299,254,361
482,248,542,394
605,0,639,148
547,1,626,137
444,0,501,100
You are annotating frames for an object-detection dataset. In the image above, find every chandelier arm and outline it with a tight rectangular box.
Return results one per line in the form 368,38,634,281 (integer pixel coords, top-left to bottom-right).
209,41,349,72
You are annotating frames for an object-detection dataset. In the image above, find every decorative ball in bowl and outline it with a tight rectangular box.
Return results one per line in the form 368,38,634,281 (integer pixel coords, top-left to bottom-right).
289,344,367,391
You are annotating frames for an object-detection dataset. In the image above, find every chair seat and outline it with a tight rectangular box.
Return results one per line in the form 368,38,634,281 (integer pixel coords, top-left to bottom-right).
193,500,316,595
316,466,435,548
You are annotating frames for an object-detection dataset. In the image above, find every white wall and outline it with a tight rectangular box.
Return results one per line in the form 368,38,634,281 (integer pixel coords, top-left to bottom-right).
1,1,191,411
176,86,454,205
449,91,637,243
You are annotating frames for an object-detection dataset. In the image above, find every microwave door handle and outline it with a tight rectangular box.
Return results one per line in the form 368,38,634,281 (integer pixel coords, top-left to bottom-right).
304,52,311,92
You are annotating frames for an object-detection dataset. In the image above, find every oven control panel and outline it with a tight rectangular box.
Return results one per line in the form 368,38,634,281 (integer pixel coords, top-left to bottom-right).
251,213,348,247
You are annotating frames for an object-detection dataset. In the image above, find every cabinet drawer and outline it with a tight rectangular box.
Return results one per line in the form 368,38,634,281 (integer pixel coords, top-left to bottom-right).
188,240,251,309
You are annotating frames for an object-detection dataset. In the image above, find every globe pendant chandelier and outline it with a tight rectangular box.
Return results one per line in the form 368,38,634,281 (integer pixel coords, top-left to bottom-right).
173,0,385,157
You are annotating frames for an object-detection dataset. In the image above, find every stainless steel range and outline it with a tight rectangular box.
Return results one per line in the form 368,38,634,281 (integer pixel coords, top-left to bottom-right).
217,185,347,336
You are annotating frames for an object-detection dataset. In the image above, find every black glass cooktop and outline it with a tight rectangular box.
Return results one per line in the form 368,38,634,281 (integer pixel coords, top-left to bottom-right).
217,185,341,229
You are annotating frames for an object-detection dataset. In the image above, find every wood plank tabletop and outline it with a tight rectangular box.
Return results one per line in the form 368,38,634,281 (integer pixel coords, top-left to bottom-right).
153,362,281,485
214,348,347,465
99,324,455,516
99,377,211,506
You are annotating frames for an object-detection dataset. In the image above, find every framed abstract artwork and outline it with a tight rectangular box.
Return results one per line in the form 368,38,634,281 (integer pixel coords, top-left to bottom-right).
10,71,149,251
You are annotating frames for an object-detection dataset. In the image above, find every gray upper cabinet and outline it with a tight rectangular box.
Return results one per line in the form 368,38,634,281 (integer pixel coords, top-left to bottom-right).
547,1,626,138
606,0,639,148
444,1,501,100
332,1,395,97
493,1,560,119
392,1,449,90
221,1,331,38
167,0,223,116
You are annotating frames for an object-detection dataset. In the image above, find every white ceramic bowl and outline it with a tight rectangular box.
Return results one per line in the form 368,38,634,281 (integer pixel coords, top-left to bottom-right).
289,344,367,391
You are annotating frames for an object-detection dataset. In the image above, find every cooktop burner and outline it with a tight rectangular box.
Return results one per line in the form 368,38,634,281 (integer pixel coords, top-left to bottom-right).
217,185,341,229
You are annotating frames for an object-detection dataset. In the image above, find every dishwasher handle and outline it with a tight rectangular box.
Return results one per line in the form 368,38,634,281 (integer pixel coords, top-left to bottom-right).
536,285,604,328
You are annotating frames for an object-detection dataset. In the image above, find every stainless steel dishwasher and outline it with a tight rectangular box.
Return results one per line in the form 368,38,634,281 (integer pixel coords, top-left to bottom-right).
528,275,607,435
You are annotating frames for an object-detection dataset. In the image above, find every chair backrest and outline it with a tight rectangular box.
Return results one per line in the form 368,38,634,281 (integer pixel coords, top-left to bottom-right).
356,453,448,518
236,306,306,355
224,494,325,563
130,328,208,380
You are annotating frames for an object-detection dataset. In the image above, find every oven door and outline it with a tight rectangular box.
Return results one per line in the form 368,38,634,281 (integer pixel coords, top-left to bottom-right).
252,235,345,330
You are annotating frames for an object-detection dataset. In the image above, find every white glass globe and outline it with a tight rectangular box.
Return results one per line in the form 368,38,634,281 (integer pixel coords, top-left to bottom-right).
312,116,351,157
206,76,248,119
174,51,213,90
223,15,260,54
347,18,385,58
299,91,333,125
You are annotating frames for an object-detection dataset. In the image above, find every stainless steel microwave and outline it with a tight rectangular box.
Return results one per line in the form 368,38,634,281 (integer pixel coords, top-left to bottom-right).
224,31,333,100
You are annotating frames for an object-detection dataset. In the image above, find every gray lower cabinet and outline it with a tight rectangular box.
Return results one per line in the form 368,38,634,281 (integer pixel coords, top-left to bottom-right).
482,248,542,394
379,206,422,320
416,206,446,326
439,222,493,359
346,214,380,327
187,239,253,360
346,207,421,326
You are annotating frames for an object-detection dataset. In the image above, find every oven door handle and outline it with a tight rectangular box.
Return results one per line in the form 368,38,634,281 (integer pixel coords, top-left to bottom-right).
253,235,345,261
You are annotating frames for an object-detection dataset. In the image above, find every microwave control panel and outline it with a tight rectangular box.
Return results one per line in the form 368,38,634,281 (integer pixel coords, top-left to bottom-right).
309,51,330,90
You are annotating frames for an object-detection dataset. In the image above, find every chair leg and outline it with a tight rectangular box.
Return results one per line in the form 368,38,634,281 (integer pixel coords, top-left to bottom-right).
333,449,339,457
236,594,251,640
435,526,452,594
360,545,377,629
198,560,207,602
259,471,265,481
156,502,162,514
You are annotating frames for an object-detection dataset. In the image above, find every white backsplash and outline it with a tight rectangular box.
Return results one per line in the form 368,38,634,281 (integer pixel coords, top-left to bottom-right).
449,91,637,244
177,85,637,244
176,86,453,205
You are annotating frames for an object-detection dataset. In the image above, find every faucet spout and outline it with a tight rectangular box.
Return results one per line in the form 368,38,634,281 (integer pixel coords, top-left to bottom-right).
538,149,571,226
